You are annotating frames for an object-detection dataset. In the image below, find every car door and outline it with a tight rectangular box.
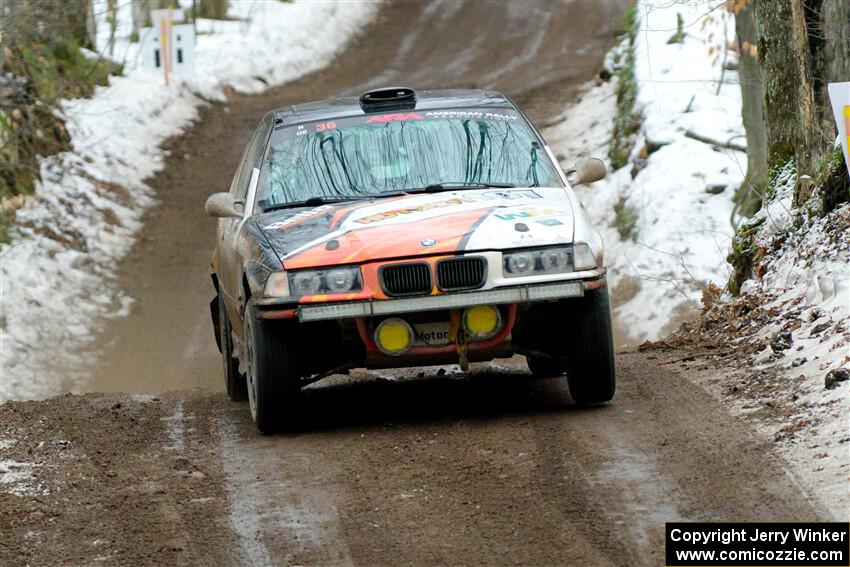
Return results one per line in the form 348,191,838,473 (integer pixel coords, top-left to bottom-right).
219,115,273,324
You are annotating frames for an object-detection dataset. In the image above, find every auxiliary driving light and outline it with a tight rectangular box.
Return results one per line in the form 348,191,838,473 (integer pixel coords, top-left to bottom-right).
374,318,414,356
462,305,502,340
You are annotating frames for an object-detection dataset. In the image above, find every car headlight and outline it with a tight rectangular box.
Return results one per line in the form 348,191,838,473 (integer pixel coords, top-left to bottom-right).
291,271,323,295
540,247,571,271
504,251,535,275
573,242,598,270
502,246,574,278
325,268,355,293
286,266,362,297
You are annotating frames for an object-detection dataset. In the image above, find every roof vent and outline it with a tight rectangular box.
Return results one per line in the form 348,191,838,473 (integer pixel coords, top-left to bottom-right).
359,87,417,112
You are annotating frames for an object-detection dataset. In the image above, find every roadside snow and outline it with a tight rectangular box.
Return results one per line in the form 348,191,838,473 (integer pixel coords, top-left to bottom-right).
736,202,849,518
548,0,848,517
546,1,743,345
0,459,44,497
0,1,379,402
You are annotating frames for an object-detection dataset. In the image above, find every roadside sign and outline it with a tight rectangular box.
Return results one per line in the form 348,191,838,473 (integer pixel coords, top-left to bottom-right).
827,82,850,180
139,8,195,85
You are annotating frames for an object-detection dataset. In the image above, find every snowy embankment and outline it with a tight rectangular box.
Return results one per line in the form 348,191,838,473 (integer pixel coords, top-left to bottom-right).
547,1,848,517
546,1,744,345
0,1,379,402
689,181,849,519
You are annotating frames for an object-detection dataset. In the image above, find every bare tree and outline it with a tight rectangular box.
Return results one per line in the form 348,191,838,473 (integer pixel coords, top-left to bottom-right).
732,0,767,217
131,0,171,40
756,0,818,191
106,0,118,56
755,0,849,206
198,0,229,20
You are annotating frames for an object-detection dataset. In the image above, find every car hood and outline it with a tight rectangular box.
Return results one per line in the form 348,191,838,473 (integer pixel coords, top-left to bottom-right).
254,187,576,269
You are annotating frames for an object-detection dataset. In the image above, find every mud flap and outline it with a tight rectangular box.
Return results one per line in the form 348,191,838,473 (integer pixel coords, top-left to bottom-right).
210,296,222,352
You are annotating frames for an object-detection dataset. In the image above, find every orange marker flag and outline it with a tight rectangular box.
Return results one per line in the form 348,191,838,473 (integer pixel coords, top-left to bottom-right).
828,83,850,180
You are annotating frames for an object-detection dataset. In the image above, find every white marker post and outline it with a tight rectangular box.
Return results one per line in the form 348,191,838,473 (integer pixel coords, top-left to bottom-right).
827,82,850,181
150,8,186,86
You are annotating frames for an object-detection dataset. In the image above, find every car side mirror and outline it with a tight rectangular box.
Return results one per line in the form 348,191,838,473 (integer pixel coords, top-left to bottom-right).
567,157,607,185
205,192,244,218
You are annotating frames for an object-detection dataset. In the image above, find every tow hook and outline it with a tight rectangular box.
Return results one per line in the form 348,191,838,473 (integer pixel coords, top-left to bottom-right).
456,329,470,372
448,310,470,371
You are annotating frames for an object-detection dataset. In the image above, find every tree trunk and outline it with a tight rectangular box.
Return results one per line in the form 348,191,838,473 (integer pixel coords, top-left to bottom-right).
811,0,850,148
198,0,229,20
131,0,170,40
733,0,767,217
42,0,93,49
131,0,147,39
85,0,96,51
756,0,819,205
106,0,118,56
817,0,850,212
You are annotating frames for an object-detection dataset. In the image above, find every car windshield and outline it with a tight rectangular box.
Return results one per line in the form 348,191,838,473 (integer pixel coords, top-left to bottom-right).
257,108,563,209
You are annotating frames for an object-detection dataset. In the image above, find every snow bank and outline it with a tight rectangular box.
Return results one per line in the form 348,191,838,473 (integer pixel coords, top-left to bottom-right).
740,199,849,518
547,0,744,344
0,1,379,402
547,1,847,515
679,199,850,518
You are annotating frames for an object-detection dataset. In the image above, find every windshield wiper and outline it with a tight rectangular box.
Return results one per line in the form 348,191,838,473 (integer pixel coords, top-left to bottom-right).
407,181,518,194
261,192,403,212
262,195,368,211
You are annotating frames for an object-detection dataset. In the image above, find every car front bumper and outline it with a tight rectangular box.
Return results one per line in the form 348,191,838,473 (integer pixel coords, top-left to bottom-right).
254,270,606,322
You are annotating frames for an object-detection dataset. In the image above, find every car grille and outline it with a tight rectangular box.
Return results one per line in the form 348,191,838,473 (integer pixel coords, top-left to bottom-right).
436,257,487,291
380,263,432,296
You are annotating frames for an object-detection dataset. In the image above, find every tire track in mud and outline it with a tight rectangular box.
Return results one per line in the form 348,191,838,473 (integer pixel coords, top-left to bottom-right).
216,408,353,566
204,359,823,566
0,361,827,565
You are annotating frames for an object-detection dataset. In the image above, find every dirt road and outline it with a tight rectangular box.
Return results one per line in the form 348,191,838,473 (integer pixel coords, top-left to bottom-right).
0,2,832,565
0,356,825,566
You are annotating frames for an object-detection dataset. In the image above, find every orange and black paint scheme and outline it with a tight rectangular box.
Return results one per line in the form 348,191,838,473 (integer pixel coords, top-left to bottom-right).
208,87,615,432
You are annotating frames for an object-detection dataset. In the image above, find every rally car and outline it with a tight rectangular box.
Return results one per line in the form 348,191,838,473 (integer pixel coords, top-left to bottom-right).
206,87,614,433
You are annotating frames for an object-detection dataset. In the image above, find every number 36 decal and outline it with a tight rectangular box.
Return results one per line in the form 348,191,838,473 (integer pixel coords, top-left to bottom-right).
315,121,337,131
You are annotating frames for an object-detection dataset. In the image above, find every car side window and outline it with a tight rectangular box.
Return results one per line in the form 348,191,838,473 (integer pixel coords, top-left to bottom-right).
234,117,273,200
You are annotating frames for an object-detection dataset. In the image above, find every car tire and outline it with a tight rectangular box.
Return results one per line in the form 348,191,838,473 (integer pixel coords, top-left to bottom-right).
526,354,567,377
564,286,616,404
219,295,247,401
243,299,301,434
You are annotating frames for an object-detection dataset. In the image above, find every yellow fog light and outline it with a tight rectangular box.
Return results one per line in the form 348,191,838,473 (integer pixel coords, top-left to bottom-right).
462,305,502,340
374,318,413,356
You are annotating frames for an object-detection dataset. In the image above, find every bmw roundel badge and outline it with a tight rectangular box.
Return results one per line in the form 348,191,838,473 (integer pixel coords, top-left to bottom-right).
421,238,437,247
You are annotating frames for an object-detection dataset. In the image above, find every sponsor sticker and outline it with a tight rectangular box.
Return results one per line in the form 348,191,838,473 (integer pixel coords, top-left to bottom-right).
412,322,452,346
364,113,424,124
353,191,544,225
494,207,564,221
263,205,333,230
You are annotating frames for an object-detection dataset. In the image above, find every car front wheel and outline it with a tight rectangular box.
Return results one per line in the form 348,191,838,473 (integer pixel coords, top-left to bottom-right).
563,286,616,404
243,300,301,433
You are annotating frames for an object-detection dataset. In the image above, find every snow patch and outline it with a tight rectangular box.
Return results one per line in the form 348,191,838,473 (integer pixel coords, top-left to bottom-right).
742,203,849,518
546,0,743,345
0,1,379,402
0,458,46,497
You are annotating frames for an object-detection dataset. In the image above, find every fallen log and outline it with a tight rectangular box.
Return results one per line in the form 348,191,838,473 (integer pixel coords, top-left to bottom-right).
684,130,747,153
